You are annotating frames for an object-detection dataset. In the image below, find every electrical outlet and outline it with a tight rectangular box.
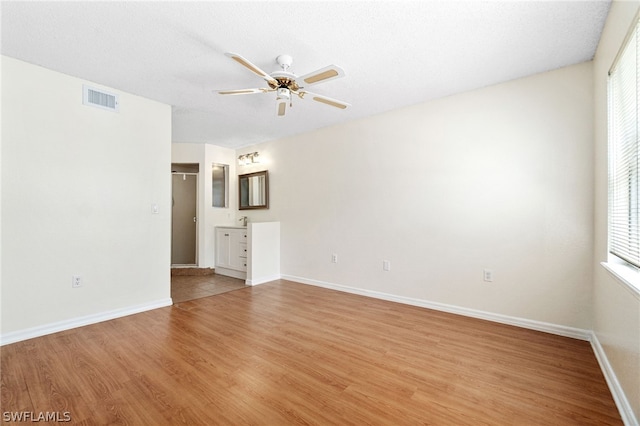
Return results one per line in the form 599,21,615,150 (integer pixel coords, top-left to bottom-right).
72,275,83,288
331,253,338,263
383,260,391,271
483,269,493,282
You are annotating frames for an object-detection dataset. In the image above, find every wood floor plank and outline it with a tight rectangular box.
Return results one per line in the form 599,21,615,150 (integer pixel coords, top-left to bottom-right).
0,344,34,414
0,280,622,425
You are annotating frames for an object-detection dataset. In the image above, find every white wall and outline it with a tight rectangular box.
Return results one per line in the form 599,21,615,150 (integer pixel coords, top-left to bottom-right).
593,1,640,423
1,56,172,339
239,61,594,329
171,142,238,268
247,221,280,285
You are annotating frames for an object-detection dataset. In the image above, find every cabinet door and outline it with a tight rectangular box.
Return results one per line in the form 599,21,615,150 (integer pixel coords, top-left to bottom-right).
215,228,231,268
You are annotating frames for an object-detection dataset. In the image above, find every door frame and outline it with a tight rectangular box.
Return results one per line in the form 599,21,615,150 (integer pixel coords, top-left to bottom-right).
171,171,199,267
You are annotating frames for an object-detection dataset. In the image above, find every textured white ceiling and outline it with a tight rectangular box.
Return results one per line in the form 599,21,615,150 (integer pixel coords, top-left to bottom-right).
1,1,611,148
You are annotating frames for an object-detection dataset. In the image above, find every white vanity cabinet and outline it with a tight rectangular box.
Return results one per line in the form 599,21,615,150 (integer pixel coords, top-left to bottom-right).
215,227,248,279
215,222,280,285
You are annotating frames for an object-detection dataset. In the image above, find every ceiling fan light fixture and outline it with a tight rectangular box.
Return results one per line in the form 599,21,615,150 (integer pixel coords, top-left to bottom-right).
276,87,290,100
220,52,349,117
277,99,287,117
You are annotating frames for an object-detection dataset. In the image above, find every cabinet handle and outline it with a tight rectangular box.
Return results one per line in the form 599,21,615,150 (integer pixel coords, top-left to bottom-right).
224,233,229,236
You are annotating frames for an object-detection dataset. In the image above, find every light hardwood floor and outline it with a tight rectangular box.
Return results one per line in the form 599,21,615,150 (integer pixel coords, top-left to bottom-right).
1,280,622,425
171,273,246,303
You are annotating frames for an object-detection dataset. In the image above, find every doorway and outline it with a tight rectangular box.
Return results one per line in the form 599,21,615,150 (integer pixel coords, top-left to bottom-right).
171,163,198,266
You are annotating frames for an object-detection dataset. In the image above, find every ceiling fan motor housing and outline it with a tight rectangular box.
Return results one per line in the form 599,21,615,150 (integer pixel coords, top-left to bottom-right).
269,73,299,91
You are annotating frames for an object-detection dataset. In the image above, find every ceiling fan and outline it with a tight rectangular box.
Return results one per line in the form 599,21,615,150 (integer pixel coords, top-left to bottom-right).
218,52,350,117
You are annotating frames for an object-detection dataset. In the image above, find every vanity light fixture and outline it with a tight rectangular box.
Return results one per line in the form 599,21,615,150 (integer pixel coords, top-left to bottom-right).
237,152,260,166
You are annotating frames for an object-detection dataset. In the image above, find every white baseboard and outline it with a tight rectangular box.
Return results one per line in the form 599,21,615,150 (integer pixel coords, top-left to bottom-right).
215,266,247,280
247,274,281,286
283,274,638,424
283,275,591,340
590,332,639,426
3,277,636,425
0,298,173,346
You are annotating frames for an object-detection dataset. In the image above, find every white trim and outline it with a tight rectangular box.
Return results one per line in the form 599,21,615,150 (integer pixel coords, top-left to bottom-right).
171,170,199,267
2,278,635,424
590,331,639,426
601,261,640,300
246,274,281,286
283,274,640,423
215,266,247,280
282,275,591,341
0,298,173,346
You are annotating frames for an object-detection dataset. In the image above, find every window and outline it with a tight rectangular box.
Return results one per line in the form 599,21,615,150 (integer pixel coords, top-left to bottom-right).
212,163,229,208
608,15,640,270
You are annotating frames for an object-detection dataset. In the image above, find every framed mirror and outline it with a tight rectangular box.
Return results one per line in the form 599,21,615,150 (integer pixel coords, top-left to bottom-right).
212,163,229,208
239,170,269,210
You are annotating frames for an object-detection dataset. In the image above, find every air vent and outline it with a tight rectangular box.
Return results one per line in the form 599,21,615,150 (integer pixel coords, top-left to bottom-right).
82,85,119,112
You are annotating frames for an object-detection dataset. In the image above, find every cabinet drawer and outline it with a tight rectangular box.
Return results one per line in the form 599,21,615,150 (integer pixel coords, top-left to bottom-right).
237,258,247,271
239,243,248,258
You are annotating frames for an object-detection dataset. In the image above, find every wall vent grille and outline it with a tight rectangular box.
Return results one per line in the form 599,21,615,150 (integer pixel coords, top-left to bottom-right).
82,85,119,112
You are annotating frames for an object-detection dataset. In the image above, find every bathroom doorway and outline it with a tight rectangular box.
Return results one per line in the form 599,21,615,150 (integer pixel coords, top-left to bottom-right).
171,163,198,266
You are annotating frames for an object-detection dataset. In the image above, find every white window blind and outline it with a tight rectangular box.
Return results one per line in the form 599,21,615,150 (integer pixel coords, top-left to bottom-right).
609,17,640,268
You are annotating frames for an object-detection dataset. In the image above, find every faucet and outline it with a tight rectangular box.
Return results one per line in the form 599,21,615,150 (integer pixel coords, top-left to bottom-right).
239,216,248,227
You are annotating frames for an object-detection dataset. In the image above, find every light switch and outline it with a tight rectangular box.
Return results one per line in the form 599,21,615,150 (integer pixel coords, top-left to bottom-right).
483,269,493,282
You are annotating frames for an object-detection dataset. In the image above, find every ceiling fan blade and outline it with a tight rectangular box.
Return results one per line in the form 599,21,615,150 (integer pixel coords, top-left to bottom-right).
276,98,287,117
297,64,345,87
298,91,350,110
225,52,278,87
217,88,269,95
